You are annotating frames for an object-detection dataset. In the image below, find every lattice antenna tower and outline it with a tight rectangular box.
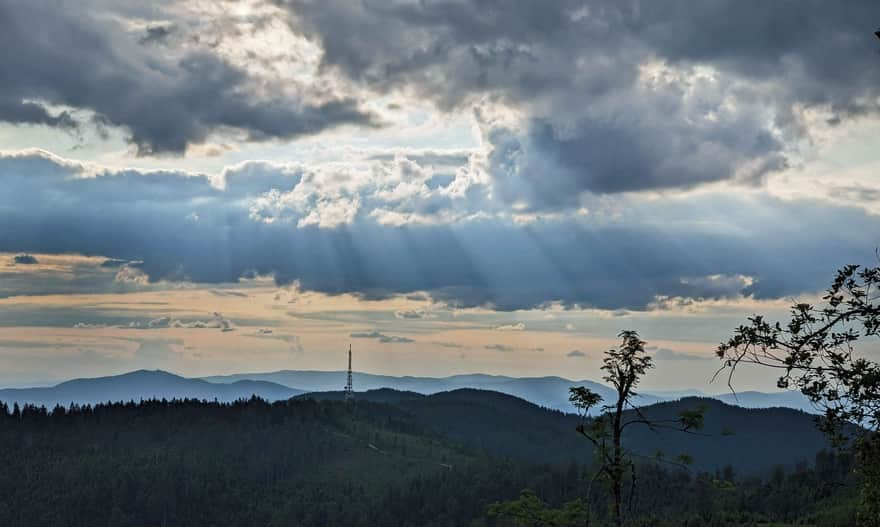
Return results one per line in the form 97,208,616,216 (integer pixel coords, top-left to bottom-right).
344,344,354,401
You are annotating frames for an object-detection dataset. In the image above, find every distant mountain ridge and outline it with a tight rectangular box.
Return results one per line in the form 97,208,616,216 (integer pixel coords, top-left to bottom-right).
0,369,817,414
202,370,653,411
0,370,831,472
0,370,304,407
203,369,816,413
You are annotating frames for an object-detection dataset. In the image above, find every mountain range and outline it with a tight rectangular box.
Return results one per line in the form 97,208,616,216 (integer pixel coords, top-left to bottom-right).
0,369,303,408
0,370,835,473
203,369,817,413
0,369,816,415
204,370,631,410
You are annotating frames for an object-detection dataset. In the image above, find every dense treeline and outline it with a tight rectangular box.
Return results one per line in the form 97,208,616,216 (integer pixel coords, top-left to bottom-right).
0,398,859,526
308,389,837,472
0,397,467,526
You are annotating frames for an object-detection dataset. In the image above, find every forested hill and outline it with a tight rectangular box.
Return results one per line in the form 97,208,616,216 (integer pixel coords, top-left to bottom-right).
0,396,856,526
0,397,474,526
301,389,835,472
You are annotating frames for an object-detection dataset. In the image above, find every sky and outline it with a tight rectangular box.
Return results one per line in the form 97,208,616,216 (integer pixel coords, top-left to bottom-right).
1,0,880,391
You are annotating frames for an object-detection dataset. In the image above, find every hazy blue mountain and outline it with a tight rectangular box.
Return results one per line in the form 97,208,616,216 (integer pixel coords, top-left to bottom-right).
204,369,814,413
713,390,816,413
0,365,837,474
0,370,303,407
0,368,816,415
646,388,709,399
300,389,834,472
202,370,659,411
645,388,817,413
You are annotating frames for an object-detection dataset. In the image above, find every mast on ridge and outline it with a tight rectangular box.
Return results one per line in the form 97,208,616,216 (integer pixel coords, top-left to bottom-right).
344,344,354,401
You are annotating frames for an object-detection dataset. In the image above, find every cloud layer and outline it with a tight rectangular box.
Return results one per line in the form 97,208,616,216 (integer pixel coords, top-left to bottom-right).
2,2,880,313
2,150,879,310
0,1,374,153
287,0,880,206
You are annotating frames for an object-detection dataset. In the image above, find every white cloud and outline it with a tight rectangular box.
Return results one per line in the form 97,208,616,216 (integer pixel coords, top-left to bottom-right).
350,330,414,343
494,322,525,331
395,309,435,320
135,313,234,332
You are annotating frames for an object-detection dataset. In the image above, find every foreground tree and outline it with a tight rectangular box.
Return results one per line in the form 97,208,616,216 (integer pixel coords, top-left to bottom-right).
569,330,705,527
716,263,880,525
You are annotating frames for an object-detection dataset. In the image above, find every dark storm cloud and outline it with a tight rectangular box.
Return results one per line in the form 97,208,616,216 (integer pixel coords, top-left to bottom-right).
284,0,880,204
0,1,375,153
2,151,880,311
100,259,131,268
0,99,78,130
140,23,174,45
12,254,38,265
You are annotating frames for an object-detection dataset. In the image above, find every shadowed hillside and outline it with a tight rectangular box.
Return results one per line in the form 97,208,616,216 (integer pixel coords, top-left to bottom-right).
300,389,834,471
0,392,856,527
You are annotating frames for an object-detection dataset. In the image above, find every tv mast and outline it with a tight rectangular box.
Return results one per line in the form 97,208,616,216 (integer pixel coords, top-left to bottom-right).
344,344,354,401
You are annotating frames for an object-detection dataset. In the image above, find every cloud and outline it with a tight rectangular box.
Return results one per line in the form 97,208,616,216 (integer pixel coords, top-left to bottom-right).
566,350,587,358
12,254,38,265
114,265,150,285
485,344,514,352
395,309,434,320
648,346,712,362
0,2,375,153
73,322,108,329
828,184,880,204
128,313,235,331
209,290,249,298
140,23,174,45
285,0,880,206
350,330,414,343
405,292,431,302
493,322,525,331
433,341,464,349
99,258,131,268
2,151,880,310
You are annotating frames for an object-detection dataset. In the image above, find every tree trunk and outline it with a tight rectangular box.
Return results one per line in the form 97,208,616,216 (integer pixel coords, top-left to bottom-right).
612,479,623,527
612,386,625,527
